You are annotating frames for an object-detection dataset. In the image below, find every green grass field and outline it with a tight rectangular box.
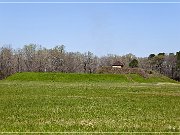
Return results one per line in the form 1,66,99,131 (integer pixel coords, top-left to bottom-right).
0,72,180,132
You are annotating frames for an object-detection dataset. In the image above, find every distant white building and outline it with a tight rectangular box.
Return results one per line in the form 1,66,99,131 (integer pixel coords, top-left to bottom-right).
112,61,124,68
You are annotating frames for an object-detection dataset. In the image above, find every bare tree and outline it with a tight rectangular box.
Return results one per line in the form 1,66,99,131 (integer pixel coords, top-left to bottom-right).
0,46,14,78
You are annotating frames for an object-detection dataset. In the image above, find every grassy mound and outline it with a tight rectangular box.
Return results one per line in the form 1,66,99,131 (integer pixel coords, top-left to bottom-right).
6,72,176,83
0,77,180,132
1,73,180,132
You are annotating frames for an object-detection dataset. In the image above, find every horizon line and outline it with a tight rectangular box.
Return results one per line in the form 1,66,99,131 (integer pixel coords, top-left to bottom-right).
0,1,180,4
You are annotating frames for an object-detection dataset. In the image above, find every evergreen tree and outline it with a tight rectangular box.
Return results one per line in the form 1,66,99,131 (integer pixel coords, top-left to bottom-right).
129,59,138,68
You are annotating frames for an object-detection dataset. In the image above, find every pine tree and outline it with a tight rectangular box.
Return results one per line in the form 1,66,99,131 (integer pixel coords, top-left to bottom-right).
129,59,138,68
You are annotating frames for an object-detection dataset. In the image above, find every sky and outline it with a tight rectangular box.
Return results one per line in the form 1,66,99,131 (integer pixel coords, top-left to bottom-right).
0,0,180,57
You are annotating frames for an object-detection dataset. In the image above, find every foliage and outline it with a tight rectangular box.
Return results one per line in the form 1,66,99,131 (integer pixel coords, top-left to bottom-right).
148,54,155,59
146,52,178,80
0,44,180,81
129,59,138,68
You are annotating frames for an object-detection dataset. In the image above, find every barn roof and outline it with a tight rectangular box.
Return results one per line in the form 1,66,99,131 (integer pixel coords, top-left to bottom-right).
112,61,124,66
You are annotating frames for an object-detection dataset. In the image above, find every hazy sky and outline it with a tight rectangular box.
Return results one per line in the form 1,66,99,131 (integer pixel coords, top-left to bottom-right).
0,0,180,57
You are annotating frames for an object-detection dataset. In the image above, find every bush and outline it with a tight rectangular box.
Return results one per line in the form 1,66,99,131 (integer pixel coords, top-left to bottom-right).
129,59,138,68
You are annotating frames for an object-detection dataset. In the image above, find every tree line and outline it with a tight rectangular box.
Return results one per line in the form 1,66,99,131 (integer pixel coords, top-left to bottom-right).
0,44,180,81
